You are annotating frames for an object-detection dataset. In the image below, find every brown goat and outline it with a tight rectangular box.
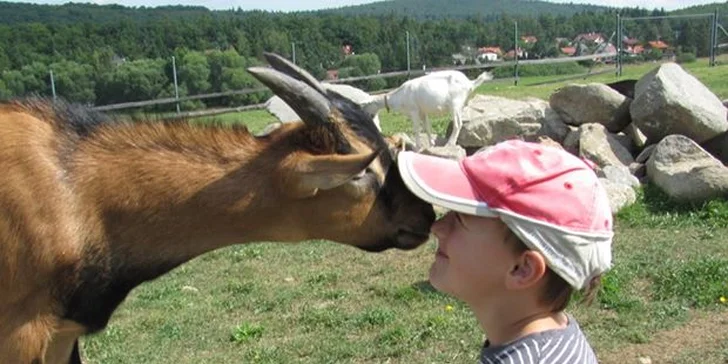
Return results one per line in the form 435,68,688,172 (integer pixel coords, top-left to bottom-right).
0,52,436,364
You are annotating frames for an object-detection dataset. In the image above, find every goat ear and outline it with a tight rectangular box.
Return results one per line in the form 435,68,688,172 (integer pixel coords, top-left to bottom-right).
287,150,380,198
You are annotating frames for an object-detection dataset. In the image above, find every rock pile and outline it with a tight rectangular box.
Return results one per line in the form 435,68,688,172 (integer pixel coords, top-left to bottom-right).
262,62,728,212
445,62,728,212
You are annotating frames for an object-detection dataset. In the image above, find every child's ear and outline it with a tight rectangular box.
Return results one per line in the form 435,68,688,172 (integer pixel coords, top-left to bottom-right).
505,251,548,290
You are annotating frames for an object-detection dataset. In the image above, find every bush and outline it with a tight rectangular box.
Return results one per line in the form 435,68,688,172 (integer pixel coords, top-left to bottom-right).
644,50,663,61
621,54,644,64
676,52,697,64
491,61,587,79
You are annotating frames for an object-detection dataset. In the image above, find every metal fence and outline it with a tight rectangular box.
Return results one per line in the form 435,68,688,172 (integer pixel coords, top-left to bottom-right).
89,51,619,119
615,11,726,76
33,9,723,119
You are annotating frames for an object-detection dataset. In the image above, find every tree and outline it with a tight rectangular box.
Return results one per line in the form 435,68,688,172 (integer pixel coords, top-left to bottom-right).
18,62,50,96
95,58,167,105
178,51,210,96
1,70,25,96
0,78,9,99
49,60,96,103
0,44,9,73
339,53,386,91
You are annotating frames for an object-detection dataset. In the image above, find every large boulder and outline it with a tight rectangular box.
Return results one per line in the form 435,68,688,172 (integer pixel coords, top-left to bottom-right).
630,63,728,144
646,134,728,203
421,144,467,161
599,178,637,213
265,83,382,130
578,123,635,169
549,83,632,133
454,95,568,148
523,97,571,143
622,123,648,150
599,165,640,188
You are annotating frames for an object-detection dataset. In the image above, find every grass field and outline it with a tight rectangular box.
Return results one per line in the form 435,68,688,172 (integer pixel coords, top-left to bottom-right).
81,59,728,363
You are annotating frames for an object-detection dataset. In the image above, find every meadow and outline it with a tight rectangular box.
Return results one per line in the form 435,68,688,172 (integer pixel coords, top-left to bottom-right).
82,59,728,363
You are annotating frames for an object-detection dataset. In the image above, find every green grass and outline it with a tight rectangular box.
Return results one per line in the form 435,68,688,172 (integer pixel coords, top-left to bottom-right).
80,59,728,363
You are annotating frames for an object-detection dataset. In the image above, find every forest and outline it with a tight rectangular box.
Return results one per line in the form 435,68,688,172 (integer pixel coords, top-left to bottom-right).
0,0,725,110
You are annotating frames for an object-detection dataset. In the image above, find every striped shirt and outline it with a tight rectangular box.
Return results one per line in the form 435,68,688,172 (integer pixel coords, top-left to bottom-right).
479,315,598,364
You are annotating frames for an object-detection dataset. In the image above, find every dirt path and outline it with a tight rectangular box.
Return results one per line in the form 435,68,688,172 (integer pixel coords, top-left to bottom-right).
599,310,728,363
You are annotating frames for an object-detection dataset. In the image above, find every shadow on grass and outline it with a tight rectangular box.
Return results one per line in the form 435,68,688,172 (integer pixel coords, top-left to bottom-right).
411,280,444,296
616,183,728,228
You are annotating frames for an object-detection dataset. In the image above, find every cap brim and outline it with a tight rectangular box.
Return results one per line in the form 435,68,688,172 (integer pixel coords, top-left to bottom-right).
397,151,497,217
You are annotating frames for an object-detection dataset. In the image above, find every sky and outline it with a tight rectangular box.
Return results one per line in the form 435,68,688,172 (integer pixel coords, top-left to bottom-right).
5,0,724,12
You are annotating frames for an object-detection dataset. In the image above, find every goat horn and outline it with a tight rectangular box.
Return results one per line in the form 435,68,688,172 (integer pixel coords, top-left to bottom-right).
248,66,331,126
262,52,327,96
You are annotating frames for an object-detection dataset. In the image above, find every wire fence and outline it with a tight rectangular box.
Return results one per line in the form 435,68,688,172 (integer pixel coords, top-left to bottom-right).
31,10,724,120
91,51,619,119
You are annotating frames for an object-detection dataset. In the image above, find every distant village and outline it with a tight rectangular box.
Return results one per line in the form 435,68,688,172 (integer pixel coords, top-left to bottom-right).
324,34,675,80
451,33,672,65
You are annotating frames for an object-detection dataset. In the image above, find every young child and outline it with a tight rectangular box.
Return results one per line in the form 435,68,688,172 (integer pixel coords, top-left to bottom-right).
397,139,613,364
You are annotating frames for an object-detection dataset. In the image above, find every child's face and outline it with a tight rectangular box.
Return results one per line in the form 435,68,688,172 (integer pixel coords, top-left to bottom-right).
428,211,519,304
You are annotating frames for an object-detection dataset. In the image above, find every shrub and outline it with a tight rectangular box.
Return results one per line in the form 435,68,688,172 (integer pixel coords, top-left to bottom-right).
491,62,587,79
677,52,697,64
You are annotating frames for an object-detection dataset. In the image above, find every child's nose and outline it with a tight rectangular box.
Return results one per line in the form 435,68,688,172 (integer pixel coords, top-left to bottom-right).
430,212,453,238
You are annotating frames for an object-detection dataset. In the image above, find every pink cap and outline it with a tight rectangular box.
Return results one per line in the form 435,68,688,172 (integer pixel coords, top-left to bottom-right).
398,140,614,289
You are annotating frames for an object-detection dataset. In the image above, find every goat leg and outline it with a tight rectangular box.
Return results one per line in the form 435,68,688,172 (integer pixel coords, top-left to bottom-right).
446,109,463,146
423,114,436,147
409,112,425,151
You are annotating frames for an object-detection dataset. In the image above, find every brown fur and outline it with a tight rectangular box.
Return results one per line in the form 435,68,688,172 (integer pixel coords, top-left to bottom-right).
0,95,434,363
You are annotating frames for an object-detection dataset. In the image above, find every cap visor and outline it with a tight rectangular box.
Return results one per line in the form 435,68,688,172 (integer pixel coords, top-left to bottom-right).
398,151,496,217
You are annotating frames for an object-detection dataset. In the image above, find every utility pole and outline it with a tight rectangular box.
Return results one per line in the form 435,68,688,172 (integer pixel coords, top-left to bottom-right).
291,42,296,64
172,56,180,114
406,31,411,75
616,13,622,77
49,70,57,102
514,21,519,86
710,9,718,67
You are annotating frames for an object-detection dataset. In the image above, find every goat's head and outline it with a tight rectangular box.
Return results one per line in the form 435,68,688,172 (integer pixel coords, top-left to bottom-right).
247,53,435,252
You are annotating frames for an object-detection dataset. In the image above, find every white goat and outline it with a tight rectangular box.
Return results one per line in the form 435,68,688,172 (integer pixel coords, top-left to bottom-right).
362,69,494,149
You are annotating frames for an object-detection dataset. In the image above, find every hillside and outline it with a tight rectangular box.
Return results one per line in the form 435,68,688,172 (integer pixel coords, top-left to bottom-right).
0,0,613,25
2,0,725,26
319,0,611,19
0,2,215,25
672,1,728,16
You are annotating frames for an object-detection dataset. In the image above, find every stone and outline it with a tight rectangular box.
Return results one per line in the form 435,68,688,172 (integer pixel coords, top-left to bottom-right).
549,83,632,132
600,178,637,213
630,63,728,144
646,134,728,203
455,95,566,148
420,144,467,161
578,123,635,168
599,165,640,188
623,123,648,150
629,162,647,179
635,144,657,164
